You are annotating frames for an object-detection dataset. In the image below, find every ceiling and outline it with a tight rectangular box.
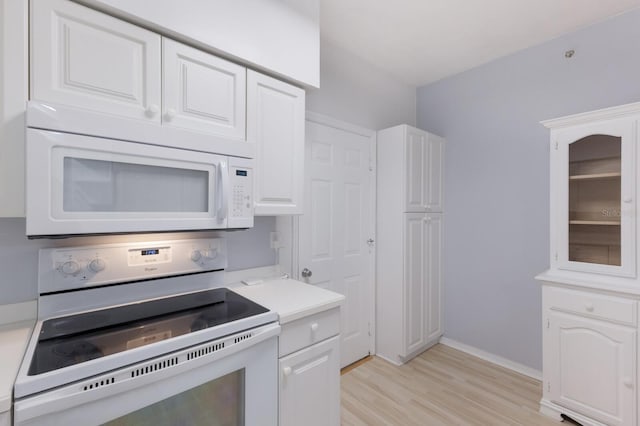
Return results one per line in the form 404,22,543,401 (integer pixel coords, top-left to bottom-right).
320,0,640,87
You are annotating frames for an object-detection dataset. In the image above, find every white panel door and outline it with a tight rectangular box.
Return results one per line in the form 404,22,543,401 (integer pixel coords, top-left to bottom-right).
548,312,636,426
279,336,340,426
248,70,305,215
299,116,375,367
162,38,246,139
31,0,161,122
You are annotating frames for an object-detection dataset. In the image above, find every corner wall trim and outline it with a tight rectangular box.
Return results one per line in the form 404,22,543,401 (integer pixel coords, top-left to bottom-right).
439,337,542,381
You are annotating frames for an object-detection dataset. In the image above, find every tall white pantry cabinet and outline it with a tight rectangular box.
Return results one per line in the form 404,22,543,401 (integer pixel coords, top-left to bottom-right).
376,124,444,365
536,102,640,426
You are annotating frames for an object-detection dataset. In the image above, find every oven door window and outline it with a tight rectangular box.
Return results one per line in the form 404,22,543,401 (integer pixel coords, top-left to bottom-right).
104,369,245,426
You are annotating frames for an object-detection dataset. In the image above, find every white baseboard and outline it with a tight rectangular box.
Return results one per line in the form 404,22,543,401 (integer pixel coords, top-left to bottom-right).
439,337,542,381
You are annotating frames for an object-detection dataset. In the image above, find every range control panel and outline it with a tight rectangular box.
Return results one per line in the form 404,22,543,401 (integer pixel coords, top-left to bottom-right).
38,238,227,294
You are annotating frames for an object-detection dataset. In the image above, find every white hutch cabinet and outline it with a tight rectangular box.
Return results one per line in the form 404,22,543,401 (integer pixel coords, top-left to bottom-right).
537,102,640,426
376,124,444,365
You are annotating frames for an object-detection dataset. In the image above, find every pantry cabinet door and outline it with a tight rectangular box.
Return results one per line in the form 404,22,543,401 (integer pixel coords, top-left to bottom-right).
404,213,427,355
547,312,636,426
248,70,305,215
162,38,246,139
31,0,161,122
426,135,444,212
405,127,428,212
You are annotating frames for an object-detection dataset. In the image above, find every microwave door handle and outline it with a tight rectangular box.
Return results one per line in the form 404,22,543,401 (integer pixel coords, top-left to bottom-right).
217,160,229,220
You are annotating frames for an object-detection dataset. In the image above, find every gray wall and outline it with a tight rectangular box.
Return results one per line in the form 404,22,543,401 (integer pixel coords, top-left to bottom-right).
416,9,640,370
0,217,276,305
307,37,417,129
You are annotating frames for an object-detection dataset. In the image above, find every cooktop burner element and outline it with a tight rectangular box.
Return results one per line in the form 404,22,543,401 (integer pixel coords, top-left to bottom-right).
28,288,268,376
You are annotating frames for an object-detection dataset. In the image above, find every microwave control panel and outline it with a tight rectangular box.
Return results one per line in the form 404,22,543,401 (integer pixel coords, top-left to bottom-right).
228,158,254,228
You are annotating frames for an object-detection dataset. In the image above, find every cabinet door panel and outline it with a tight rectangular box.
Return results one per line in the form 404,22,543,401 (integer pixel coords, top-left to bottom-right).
425,214,443,341
426,135,444,212
279,336,340,426
162,38,246,139
248,70,305,215
547,312,636,426
405,128,427,212
404,213,426,355
31,0,161,122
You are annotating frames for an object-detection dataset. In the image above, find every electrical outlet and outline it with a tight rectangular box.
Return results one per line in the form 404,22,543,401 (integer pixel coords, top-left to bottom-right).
270,231,281,249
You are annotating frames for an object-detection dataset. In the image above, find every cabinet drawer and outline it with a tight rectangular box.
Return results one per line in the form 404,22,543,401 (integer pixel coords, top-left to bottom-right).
546,287,637,325
279,307,340,357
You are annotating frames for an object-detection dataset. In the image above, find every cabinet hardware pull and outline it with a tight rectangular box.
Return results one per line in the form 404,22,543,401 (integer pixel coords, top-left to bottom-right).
145,104,159,117
283,366,292,376
623,378,633,388
310,323,319,332
585,302,594,312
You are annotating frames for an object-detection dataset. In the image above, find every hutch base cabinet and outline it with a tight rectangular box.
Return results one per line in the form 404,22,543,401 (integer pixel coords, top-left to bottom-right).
537,102,640,426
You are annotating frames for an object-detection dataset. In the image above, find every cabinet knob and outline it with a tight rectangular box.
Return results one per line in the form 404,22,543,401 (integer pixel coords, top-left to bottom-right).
145,104,160,117
164,108,177,121
310,322,319,332
283,366,292,376
301,268,312,278
585,302,594,312
623,377,634,388
623,197,633,204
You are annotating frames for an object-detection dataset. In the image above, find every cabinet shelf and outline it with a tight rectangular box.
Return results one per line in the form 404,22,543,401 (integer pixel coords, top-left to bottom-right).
569,172,621,181
569,220,621,226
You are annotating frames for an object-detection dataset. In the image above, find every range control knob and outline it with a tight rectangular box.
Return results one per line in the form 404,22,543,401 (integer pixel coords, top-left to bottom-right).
60,260,80,275
190,250,202,262
88,258,106,273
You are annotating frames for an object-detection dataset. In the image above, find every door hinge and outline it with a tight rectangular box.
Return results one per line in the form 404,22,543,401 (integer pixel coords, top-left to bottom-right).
554,141,559,150
547,382,551,392
547,318,550,329
554,252,558,261
368,322,371,337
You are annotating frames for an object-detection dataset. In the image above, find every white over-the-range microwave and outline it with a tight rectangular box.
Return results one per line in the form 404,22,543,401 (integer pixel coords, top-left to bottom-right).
25,101,254,238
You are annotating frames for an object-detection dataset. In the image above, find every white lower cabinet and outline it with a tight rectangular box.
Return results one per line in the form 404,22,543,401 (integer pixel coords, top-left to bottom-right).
279,336,340,426
542,285,637,426
278,308,341,426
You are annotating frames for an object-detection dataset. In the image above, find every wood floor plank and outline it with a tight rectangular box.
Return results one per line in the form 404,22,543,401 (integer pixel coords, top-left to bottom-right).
341,344,562,426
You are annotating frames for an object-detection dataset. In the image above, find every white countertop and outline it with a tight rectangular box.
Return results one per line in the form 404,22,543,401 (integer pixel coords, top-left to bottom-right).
231,278,345,324
0,301,36,414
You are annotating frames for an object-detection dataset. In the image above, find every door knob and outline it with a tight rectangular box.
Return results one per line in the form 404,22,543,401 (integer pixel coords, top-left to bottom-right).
301,268,312,278
367,238,375,246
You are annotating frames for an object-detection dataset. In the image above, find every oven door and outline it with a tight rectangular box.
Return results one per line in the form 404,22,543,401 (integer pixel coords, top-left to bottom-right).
26,128,230,237
14,323,279,426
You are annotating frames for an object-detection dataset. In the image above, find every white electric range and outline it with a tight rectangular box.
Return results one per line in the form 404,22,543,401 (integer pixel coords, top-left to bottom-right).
13,237,279,426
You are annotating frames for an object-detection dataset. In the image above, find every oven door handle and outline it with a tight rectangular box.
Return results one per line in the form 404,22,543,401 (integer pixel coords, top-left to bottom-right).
217,160,229,221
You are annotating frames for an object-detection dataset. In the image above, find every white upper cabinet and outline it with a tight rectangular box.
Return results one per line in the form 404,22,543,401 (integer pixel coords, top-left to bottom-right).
162,38,246,139
74,0,320,88
30,0,162,122
544,107,638,278
248,70,305,215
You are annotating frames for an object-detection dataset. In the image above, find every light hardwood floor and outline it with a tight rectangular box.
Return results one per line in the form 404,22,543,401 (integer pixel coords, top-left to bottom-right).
341,344,563,426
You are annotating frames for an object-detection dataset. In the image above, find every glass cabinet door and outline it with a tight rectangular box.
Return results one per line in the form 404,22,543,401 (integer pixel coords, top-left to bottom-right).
556,120,636,277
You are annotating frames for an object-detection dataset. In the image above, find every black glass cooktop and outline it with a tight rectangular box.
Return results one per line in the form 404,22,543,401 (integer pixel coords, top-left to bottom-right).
28,288,268,376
